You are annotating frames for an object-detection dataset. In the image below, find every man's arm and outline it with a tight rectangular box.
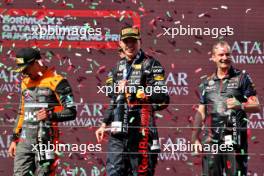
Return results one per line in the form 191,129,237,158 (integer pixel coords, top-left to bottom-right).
96,100,114,142
11,89,25,142
52,79,77,122
9,89,25,157
191,105,206,143
191,78,208,146
242,96,261,113
240,72,260,112
141,58,170,109
102,99,115,126
101,69,116,126
96,69,116,142
226,72,260,113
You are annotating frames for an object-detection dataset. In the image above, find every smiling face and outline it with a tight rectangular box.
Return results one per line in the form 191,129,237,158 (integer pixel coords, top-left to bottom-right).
212,43,232,70
119,37,141,60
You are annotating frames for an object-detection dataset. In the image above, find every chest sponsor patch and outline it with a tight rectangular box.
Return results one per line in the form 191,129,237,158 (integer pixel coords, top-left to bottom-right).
226,82,239,89
205,85,216,91
133,64,142,70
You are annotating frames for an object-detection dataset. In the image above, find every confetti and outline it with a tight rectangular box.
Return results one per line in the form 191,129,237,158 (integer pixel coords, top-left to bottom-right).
221,5,228,10
75,53,82,57
198,13,206,18
155,113,163,118
246,8,252,13
174,20,180,25
66,3,74,8
251,136,256,141
166,11,171,18
129,117,135,123
195,68,202,73
195,41,202,46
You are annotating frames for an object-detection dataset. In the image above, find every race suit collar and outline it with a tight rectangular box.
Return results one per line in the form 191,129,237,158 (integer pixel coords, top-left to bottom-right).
212,66,235,80
26,67,55,83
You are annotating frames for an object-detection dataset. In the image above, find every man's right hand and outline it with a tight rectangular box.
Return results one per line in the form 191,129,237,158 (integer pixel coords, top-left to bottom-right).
8,141,17,158
95,123,106,142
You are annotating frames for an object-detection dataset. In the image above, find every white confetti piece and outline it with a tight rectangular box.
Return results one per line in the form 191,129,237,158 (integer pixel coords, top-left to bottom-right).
182,14,185,19
155,113,163,118
38,60,43,66
85,70,92,74
198,13,205,18
75,53,82,57
37,72,43,76
174,20,181,25
195,41,202,46
68,59,72,65
221,5,228,10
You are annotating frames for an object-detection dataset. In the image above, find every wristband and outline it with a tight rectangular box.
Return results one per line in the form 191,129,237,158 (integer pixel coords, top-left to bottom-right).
11,133,20,142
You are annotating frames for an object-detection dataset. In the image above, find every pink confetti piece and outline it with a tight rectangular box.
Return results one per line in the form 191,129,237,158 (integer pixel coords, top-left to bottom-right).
195,68,202,73
156,33,163,38
174,21,180,25
246,8,252,13
96,66,106,74
138,7,145,13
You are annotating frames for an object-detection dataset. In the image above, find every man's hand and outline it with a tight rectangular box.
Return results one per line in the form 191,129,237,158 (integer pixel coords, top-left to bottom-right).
37,108,49,121
226,97,241,110
8,141,17,158
95,123,106,142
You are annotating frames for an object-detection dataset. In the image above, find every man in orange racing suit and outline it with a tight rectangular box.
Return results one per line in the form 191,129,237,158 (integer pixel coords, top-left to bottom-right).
8,48,77,176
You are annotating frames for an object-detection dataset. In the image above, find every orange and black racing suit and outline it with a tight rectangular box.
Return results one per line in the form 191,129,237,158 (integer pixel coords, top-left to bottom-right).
12,68,76,176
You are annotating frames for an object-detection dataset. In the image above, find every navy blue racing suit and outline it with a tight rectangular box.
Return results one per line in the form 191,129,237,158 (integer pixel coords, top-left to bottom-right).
103,50,169,176
199,66,256,176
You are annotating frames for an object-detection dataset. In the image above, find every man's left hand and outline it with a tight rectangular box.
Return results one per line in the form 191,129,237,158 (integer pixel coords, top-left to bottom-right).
226,97,241,110
37,108,49,121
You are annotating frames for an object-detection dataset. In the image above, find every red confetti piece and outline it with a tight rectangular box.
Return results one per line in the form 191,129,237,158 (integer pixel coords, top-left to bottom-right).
226,160,231,169
138,7,145,13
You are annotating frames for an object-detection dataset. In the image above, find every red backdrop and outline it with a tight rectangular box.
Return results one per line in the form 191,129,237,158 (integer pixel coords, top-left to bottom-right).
0,0,263,175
